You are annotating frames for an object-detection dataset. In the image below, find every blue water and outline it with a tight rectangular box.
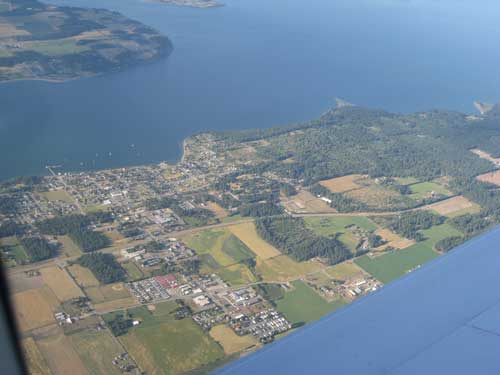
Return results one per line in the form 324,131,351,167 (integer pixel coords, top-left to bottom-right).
213,226,500,375
2,0,500,180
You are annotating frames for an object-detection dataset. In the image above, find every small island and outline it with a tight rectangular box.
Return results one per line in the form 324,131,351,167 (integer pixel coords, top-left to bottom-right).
0,0,172,82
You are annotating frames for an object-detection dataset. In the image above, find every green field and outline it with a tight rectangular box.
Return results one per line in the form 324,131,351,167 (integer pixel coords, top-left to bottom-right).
122,261,144,281
185,229,257,286
120,316,225,375
355,223,462,283
0,237,28,266
276,281,345,324
69,329,123,375
395,177,420,186
25,38,89,56
408,182,452,199
305,216,378,251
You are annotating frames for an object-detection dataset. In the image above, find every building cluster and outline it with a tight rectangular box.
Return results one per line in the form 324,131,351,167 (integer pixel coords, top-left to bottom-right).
325,276,382,301
230,309,291,342
127,277,171,304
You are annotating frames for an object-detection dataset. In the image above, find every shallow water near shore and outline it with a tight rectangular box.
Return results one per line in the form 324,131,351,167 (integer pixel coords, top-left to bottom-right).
2,0,500,180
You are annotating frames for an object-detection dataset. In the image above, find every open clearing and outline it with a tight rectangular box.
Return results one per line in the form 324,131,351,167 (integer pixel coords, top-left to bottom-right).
408,181,452,199
68,264,99,288
209,325,258,354
69,329,123,375
325,261,365,280
93,297,138,314
22,337,52,375
283,190,336,213
276,281,344,324
120,317,225,375
41,266,84,302
374,228,415,250
13,287,58,332
319,174,365,193
85,282,131,304
471,148,500,166
7,271,44,294
346,185,414,210
39,190,75,203
123,261,144,281
356,223,462,283
57,235,81,257
36,327,89,375
228,222,281,260
256,255,324,282
425,195,481,217
477,170,500,186
205,201,229,218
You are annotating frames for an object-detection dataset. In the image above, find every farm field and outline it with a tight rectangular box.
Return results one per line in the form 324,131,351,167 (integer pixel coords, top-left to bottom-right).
355,223,461,283
119,317,225,375
477,170,500,186
216,263,257,286
209,325,258,354
276,281,345,324
69,329,123,375
256,255,324,282
93,297,138,314
228,222,281,260
394,177,420,185
205,202,229,218
40,266,84,302
123,261,144,281
36,327,89,375
7,271,44,294
425,196,481,217
319,174,365,193
282,190,336,213
22,337,52,375
346,185,415,211
57,235,82,257
408,181,452,200
374,228,415,250
13,287,58,332
68,264,100,288
85,283,131,304
325,261,366,280
1,239,28,267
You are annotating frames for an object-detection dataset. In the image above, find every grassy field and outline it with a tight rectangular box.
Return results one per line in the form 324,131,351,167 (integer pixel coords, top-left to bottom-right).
68,264,100,288
374,228,415,250
69,329,123,375
319,174,364,193
216,263,258,286
305,216,378,251
221,234,255,262
58,235,82,257
228,222,282,259
37,327,89,375
408,181,452,199
120,317,225,375
22,337,52,375
41,266,84,302
39,190,75,203
13,287,58,332
347,185,414,210
85,282,131,304
25,38,89,56
209,325,258,354
276,281,345,324
123,261,144,281
325,262,365,280
256,255,324,282
426,196,481,217
394,177,420,185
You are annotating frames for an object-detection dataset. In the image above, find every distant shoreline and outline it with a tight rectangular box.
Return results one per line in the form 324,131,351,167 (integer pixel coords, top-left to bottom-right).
145,0,224,8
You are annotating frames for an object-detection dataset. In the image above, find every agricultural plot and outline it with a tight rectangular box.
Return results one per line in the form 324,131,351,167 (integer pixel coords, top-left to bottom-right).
394,177,420,186
209,325,258,355
276,281,345,324
119,317,225,375
305,216,378,251
69,329,123,375
93,297,138,315
228,222,281,259
346,185,415,211
216,263,257,286
282,190,336,213
22,337,52,375
205,202,229,219
425,196,481,217
7,271,44,294
13,287,58,332
374,228,415,250
319,174,366,193
57,235,82,257
477,170,500,187
123,261,144,281
325,261,366,280
256,255,324,282
36,327,89,375
85,282,131,304
68,264,100,288
408,181,452,200
40,266,84,302
356,223,462,283
1,236,28,266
